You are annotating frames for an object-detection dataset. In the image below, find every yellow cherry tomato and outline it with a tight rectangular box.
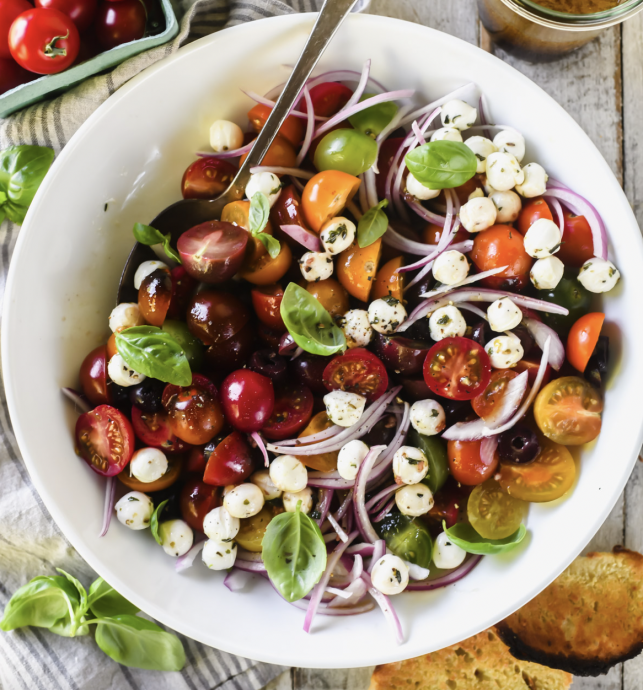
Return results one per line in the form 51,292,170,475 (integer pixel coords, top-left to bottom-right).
468,479,529,539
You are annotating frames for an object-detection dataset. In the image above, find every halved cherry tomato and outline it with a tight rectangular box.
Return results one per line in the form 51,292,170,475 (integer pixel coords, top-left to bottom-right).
517,198,553,235
181,158,237,200
117,455,182,493
130,406,190,454
251,283,286,331
422,222,469,245
371,256,404,302
470,225,533,291
567,312,604,373
239,134,297,168
75,404,135,476
301,170,361,233
375,136,404,199
247,103,305,147
467,479,528,538
423,337,492,401
295,411,338,472
556,213,594,267
322,348,388,401
305,278,349,318
262,384,314,440
514,357,552,387
203,431,255,486
305,82,353,117
472,369,519,423
138,267,172,326
447,439,498,486
270,184,311,236
180,477,221,531
534,376,602,445
236,506,275,552
336,238,381,302
238,241,292,285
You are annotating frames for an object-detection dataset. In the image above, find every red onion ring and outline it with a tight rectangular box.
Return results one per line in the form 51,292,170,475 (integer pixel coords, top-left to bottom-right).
418,265,509,298
296,86,315,166
368,540,386,572
224,568,253,592
250,166,314,179
353,446,387,543
175,539,206,573
251,432,269,467
406,555,483,591
522,316,565,371
62,387,92,413
197,141,254,159
99,476,116,538
480,436,499,467
360,572,404,644
280,224,321,251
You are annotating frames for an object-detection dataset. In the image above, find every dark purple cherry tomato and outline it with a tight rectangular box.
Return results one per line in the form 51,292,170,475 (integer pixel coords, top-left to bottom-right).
0,57,32,94
79,345,109,406
167,266,198,320
399,376,433,402
181,158,237,200
129,378,165,413
138,267,172,327
220,369,275,433
130,406,190,454
371,333,430,377
187,290,250,346
35,0,97,32
262,384,314,440
290,353,329,395
94,0,145,50
205,321,256,376
75,404,134,476
179,477,221,531
375,137,404,199
247,349,288,385
362,413,398,447
257,321,284,350
203,430,255,486
270,184,312,242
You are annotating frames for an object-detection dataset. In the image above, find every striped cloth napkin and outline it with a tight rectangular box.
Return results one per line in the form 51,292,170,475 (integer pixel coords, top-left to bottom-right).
0,0,366,688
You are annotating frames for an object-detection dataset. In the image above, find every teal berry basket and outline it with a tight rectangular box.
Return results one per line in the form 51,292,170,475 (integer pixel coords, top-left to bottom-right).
0,0,178,119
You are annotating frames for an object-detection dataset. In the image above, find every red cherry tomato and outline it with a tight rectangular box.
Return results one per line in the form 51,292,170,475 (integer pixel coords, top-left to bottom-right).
514,357,552,388
556,212,594,267
167,266,198,320
470,225,533,291
203,430,255,486
517,198,553,235
251,283,286,331
35,0,97,32
79,345,109,406
0,57,32,94
567,312,604,373
220,369,275,433
94,0,145,50
130,406,190,454
180,477,221,531
9,8,80,75
204,321,257,377
186,290,250,346
471,369,519,422
186,444,209,474
426,478,469,528
247,103,305,147
322,348,389,402
181,158,237,200
423,337,492,401
447,439,498,486
270,184,312,241
422,221,469,245
0,0,32,58
305,82,353,117
75,404,134,476
262,384,314,440
375,136,404,199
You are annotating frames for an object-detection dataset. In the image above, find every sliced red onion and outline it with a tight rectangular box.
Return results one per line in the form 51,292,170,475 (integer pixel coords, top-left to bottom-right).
250,166,314,179
346,543,375,557
368,540,386,572
346,200,363,221
358,172,369,214
399,83,478,128
354,446,387,544
175,539,206,573
235,558,267,574
251,432,269,468
277,424,341,447
419,266,508,298
364,167,378,208
405,197,447,226
340,59,371,114
62,387,92,413
373,104,414,175
328,513,348,542
289,597,375,615
350,554,364,581
290,347,303,362
306,68,387,93
406,555,482,591
360,572,404,644
280,224,321,251
412,121,426,145
224,568,253,592
372,496,396,523
296,86,315,166
480,436,499,467
457,301,489,321
197,141,254,159
522,317,565,371
334,490,354,521
326,586,353,599
316,489,334,527
366,484,399,512
241,89,326,121
548,196,565,238
99,477,116,538
328,577,368,608
323,532,338,543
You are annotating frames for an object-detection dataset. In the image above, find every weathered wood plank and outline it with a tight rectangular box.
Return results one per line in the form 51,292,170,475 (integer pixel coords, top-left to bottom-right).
265,670,294,690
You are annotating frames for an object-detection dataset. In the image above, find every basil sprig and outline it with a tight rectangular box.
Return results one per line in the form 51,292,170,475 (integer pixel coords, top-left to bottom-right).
150,499,168,546
443,521,527,555
262,501,327,602
133,222,182,264
0,573,185,671
280,283,346,357
0,145,54,224
115,326,192,386
249,192,281,259
405,140,477,190
358,199,389,248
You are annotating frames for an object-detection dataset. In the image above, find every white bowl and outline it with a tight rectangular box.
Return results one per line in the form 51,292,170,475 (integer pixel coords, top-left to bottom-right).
4,13,643,669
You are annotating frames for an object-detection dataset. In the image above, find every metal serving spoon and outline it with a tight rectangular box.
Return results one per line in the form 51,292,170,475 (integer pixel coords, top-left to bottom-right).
117,0,359,304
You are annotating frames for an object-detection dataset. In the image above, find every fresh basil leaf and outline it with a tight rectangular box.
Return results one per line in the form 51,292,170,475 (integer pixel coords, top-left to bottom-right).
0,145,55,224
280,283,346,357
405,141,477,190
249,192,270,235
256,232,281,259
132,223,182,264
358,199,388,248
115,326,192,386
150,500,168,546
56,569,87,616
94,615,185,671
88,578,139,619
262,501,327,602
443,521,527,555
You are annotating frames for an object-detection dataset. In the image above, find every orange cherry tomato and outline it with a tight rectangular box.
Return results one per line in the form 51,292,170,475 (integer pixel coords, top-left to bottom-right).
447,439,499,486
247,103,305,147
106,333,118,361
296,411,339,472
470,225,533,291
422,222,469,245
301,170,361,233
240,134,297,168
517,198,553,235
251,284,286,331
306,278,350,318
117,455,182,493
336,238,382,302
371,256,404,302
221,199,277,269
239,242,292,286
556,212,594,267
472,369,519,422
453,177,483,205
567,312,605,373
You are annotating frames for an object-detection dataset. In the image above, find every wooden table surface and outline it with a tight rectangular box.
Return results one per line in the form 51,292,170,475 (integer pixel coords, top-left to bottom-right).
268,1,643,687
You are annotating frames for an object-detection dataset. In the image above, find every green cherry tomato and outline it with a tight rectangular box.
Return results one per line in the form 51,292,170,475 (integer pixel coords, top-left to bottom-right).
348,94,399,139
536,270,591,335
162,320,205,369
407,428,449,494
376,510,433,569
313,128,378,176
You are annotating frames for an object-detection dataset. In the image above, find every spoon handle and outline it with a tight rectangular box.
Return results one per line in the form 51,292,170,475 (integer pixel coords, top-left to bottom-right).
225,0,359,198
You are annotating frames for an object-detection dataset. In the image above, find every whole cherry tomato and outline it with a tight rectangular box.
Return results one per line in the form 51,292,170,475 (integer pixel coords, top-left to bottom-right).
517,198,553,235
130,406,190,454
94,0,145,50
181,158,237,200
556,212,594,267
305,82,353,117
186,290,250,346
79,345,110,406
422,221,469,246
0,0,31,58
0,57,31,94
9,8,80,74
239,134,297,168
220,369,275,433
447,439,498,486
35,0,97,32
305,278,349,319
238,242,292,286
203,431,256,486
262,384,314,440
251,283,286,331
138,267,172,326
247,103,305,147
270,184,311,237
75,404,134,476
180,477,221,531
566,312,604,373
470,225,533,291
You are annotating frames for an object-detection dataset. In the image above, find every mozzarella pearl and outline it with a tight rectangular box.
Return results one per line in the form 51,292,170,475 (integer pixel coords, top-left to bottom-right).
485,152,524,192
269,455,308,492
459,197,497,233
480,174,498,196
429,306,467,341
134,261,169,290
323,390,367,428
337,309,373,348
245,172,282,207
464,136,498,173
493,129,526,163
129,448,168,484
282,488,314,514
440,100,477,131
395,484,434,517
108,302,145,333
299,251,334,282
393,446,429,485
371,554,410,595
430,127,463,143
115,491,154,530
530,256,565,290
578,257,621,293
368,297,407,334
410,400,446,436
202,539,237,570
203,506,240,542
406,173,440,201
223,483,265,519
250,469,282,501
485,335,524,369
210,119,244,153
433,531,467,569
432,250,469,285
320,217,356,255
487,297,523,332
524,218,562,259
515,162,548,198
159,519,193,557
337,439,370,481
490,190,522,223
107,354,146,387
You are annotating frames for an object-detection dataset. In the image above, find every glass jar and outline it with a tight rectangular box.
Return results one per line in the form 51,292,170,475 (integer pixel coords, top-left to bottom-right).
477,0,643,62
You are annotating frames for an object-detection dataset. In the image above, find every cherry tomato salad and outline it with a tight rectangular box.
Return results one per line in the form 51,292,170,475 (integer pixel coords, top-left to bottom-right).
65,61,619,644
